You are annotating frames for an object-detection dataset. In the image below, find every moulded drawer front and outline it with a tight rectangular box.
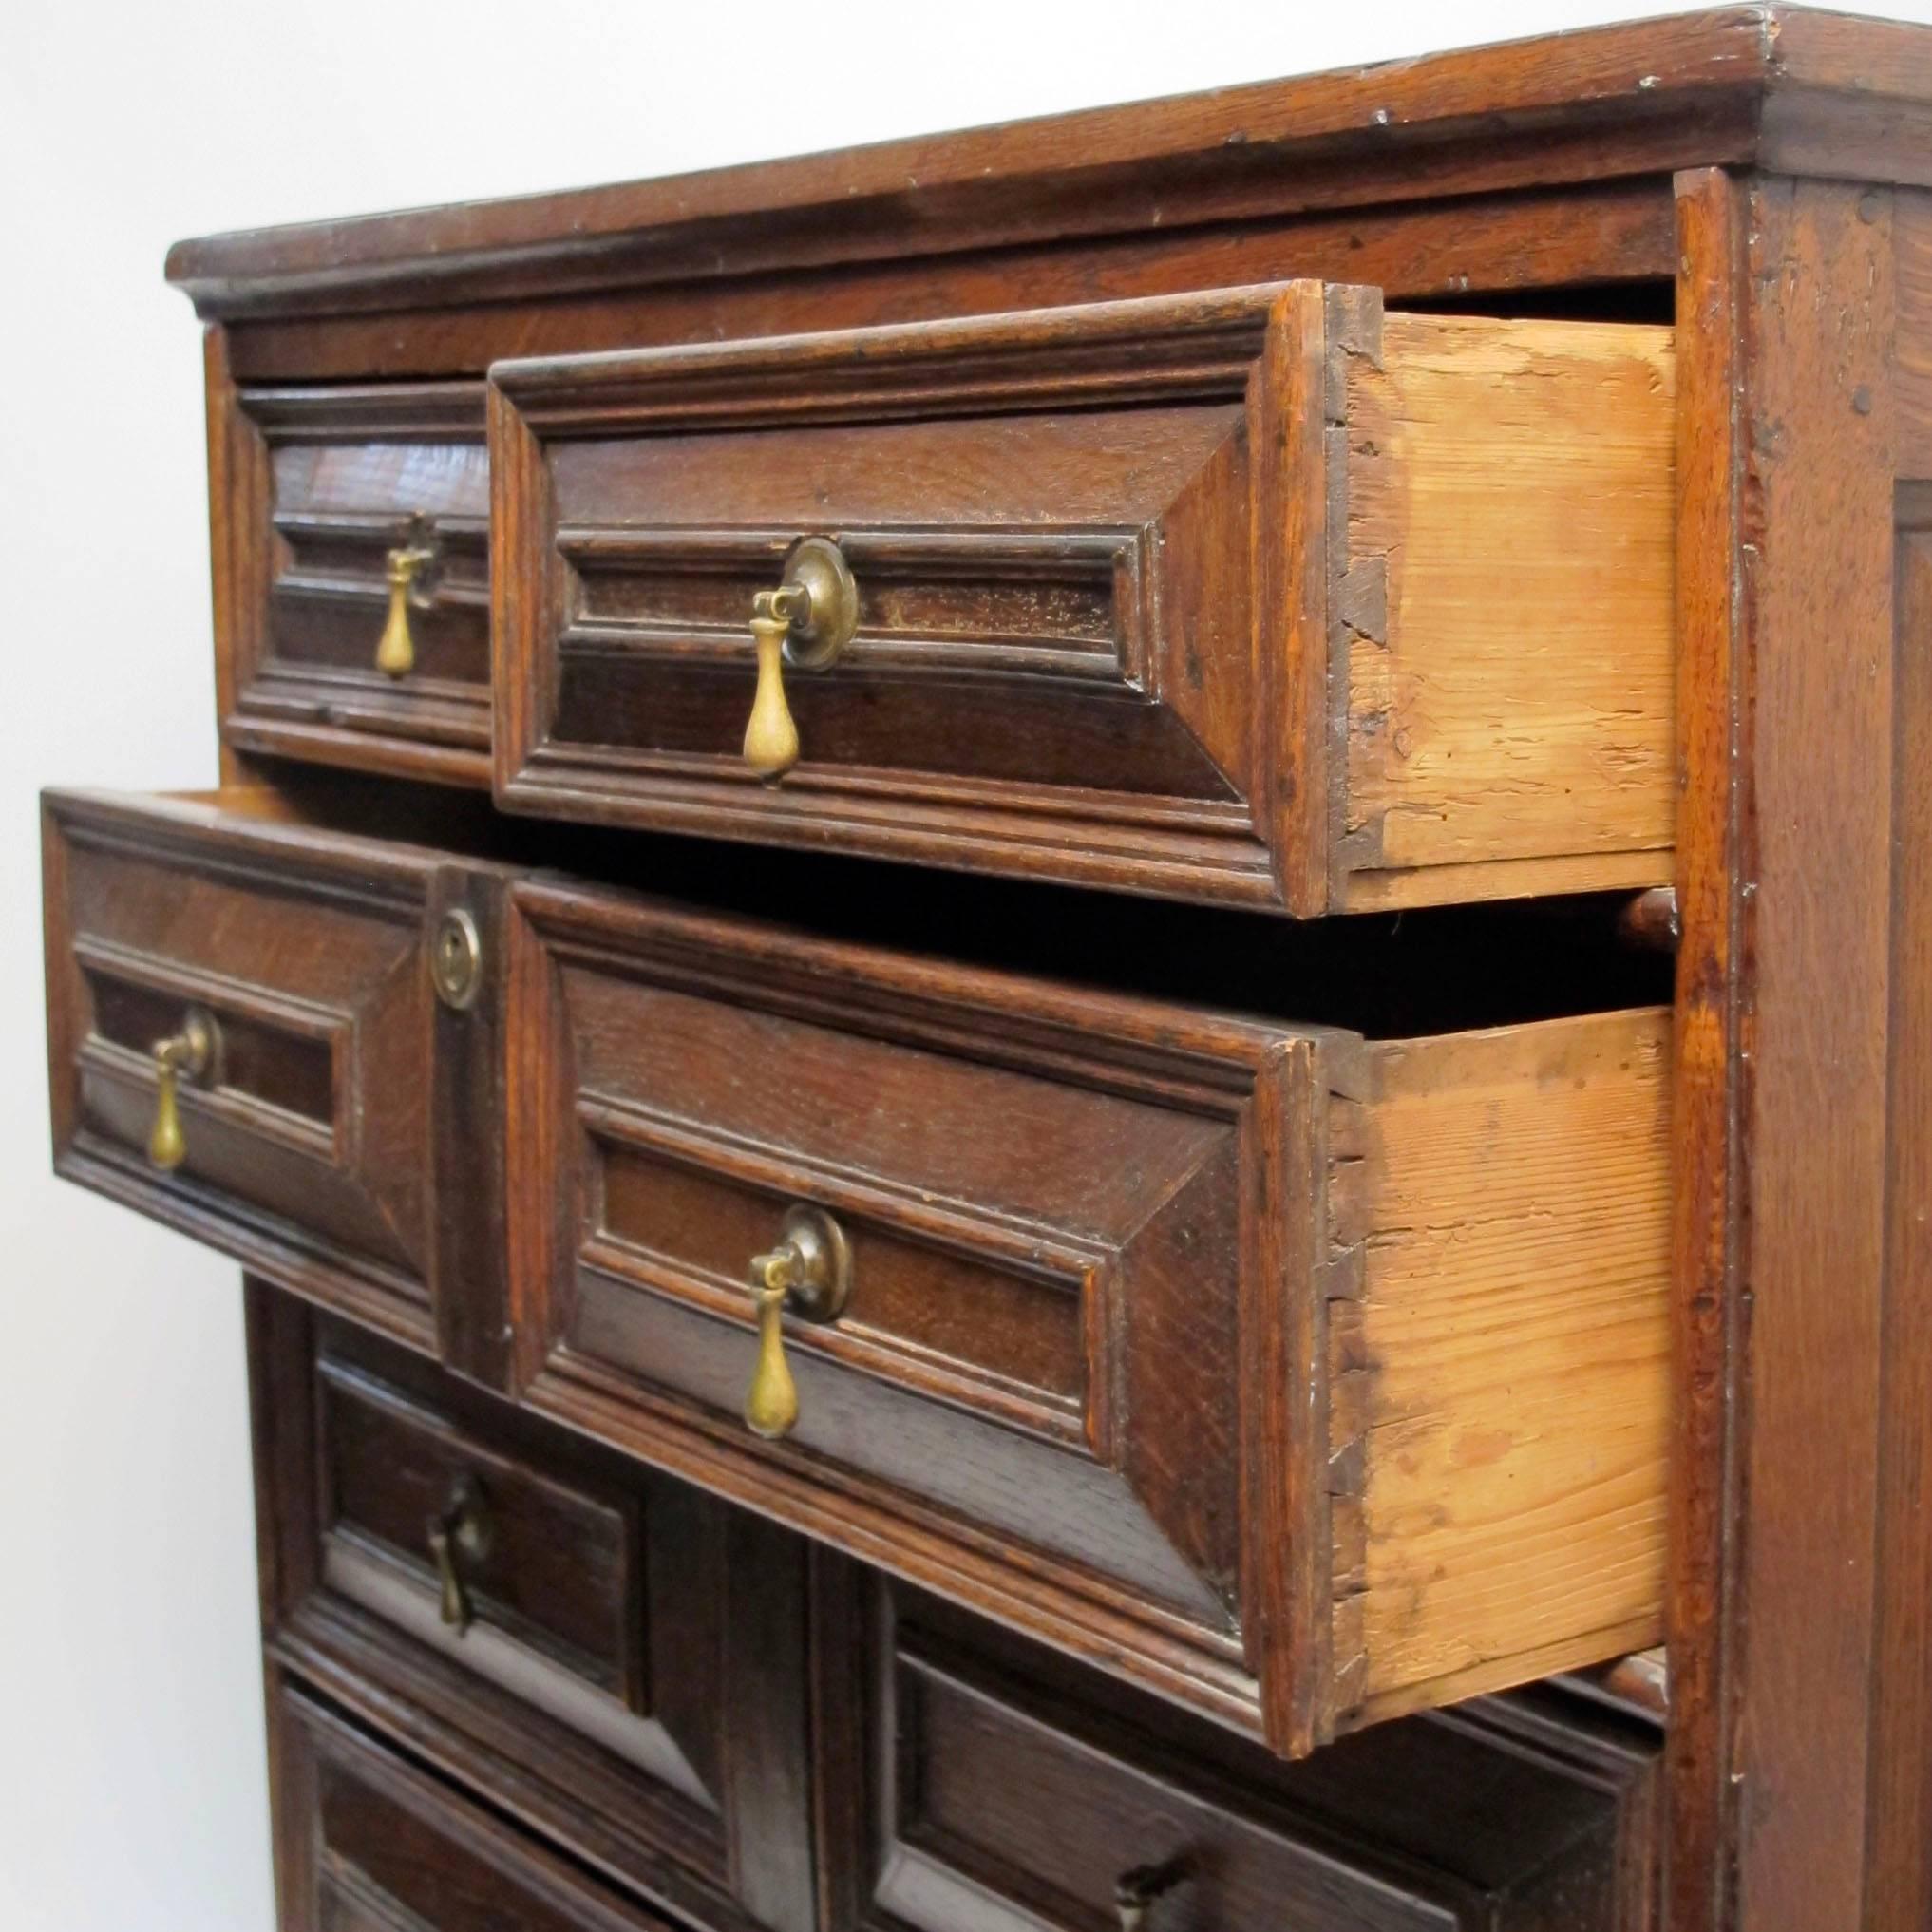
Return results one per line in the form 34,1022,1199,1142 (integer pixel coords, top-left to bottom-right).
489,281,1674,916
41,788,476,1352
299,1326,740,1910
815,1573,1663,1932
507,874,1673,1756
273,1680,687,1932
262,1303,817,1932
317,1351,646,1717
225,382,492,784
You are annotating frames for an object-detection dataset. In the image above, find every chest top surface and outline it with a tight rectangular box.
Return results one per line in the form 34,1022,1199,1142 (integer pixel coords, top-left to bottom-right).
166,6,1932,325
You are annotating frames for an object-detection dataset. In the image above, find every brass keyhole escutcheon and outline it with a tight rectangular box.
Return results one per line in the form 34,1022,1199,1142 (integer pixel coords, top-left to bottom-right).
426,1473,494,1635
430,908,483,1011
376,513,441,680
146,1006,221,1172
743,1203,852,1439
742,536,858,781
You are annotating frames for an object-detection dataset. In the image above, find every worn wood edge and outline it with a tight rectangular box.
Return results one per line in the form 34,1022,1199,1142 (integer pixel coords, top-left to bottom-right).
1349,1613,1670,1732
41,783,460,890
239,379,488,440
1323,285,1388,906
275,1678,686,1932
1264,282,1338,918
1664,161,1749,1932
271,1605,759,1932
490,282,1288,429
521,1351,1271,1741
204,327,265,788
1339,846,1675,912
492,770,1285,915
59,1139,437,1355
160,9,1813,317
1254,1039,1344,1753
223,715,493,791
218,179,1682,386
507,872,1337,1091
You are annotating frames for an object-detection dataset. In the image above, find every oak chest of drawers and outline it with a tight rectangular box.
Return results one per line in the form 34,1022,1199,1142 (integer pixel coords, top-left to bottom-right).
44,9,1932,1930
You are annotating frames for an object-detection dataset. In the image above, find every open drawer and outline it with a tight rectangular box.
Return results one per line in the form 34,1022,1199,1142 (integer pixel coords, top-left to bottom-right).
40,787,509,1359
42,788,1670,1758
489,281,1674,916
507,877,1672,1756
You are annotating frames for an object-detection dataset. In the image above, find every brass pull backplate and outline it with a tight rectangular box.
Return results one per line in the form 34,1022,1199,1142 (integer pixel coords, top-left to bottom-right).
743,1203,852,1439
741,536,857,780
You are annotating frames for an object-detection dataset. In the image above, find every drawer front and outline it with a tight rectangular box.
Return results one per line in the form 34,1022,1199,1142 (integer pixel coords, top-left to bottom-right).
271,1676,686,1932
220,377,491,784
258,1297,814,1932
41,789,509,1357
318,1351,654,1733
490,283,1672,915
508,877,1671,1756
814,1569,1660,1932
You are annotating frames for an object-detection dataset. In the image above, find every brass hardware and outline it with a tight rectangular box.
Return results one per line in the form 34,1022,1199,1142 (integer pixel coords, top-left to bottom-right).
426,1473,494,1635
1114,1857,1193,1931
375,513,441,679
430,907,483,1011
743,1203,852,1439
742,536,859,780
146,1007,220,1172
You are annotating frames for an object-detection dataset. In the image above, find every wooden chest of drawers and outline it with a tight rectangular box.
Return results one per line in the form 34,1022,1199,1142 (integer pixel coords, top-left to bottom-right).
45,9,1932,1930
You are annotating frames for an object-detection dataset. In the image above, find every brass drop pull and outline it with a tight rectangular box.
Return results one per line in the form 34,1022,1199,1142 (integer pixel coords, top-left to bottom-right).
743,1204,852,1439
426,1473,494,1635
1115,1857,1192,1931
742,536,858,781
375,514,441,679
146,1007,220,1172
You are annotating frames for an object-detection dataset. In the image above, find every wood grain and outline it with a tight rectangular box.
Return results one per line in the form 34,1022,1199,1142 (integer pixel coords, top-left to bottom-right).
220,382,493,789
1862,487,1932,1930
161,9,1842,321
1900,191,1932,476
250,1293,812,1932
1668,170,1909,1932
1663,164,1747,1932
814,1563,1663,1932
268,1675,687,1932
1345,1010,1672,1725
492,286,1675,917
1731,176,1896,1932
1340,313,1676,906
220,181,1677,385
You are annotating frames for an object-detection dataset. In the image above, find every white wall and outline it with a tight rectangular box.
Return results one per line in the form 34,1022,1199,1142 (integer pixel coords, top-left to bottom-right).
3,2,1926,1926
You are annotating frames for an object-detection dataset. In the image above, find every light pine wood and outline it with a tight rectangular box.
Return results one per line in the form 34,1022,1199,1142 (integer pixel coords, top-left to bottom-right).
1333,1007,1672,1724
1339,315,1676,910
